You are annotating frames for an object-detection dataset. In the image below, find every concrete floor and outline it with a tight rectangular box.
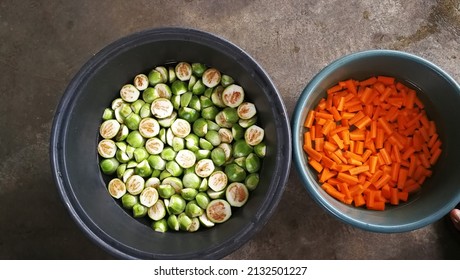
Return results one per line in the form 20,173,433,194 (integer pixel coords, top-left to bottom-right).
1,0,460,259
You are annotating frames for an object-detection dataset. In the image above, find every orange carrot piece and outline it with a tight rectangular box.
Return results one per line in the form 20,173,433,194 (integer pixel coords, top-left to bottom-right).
330,106,342,121
360,87,374,104
346,104,363,113
398,191,409,202
430,139,442,154
377,75,395,85
368,201,386,211
403,180,421,193
418,153,431,169
355,116,372,130
329,126,349,136
349,165,370,176
315,137,325,152
354,194,366,207
373,82,386,94
344,79,357,95
345,151,363,162
354,140,364,155
375,128,384,149
374,173,392,189
336,164,354,172
401,147,415,160
397,168,409,189
428,121,437,136
321,155,337,169
362,149,373,162
390,163,400,183
340,112,354,120
317,99,327,110
390,187,399,205
364,104,374,119
428,133,438,148
405,89,416,109
381,185,391,199
338,182,351,199
348,158,363,166
337,172,360,185
319,168,336,183
408,154,417,177
430,148,442,165
304,146,322,162
304,131,312,149
379,148,392,165
379,87,393,102
349,111,365,125
331,134,344,149
378,117,393,135
391,144,401,163
387,135,404,150
368,156,378,174
304,110,315,128
316,112,334,120
349,129,366,141
349,184,364,196
309,160,323,173
340,129,350,145
321,183,345,201
323,141,338,152
360,76,377,86
327,84,343,94
336,96,345,111
331,151,346,164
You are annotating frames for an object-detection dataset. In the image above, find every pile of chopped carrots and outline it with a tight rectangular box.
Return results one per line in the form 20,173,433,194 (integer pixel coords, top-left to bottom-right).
303,75,442,211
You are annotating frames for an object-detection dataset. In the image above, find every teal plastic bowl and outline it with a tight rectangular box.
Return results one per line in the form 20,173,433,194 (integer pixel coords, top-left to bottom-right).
292,50,460,233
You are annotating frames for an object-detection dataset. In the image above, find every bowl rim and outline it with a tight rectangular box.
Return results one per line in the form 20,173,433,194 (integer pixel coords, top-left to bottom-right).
292,49,460,233
50,27,292,259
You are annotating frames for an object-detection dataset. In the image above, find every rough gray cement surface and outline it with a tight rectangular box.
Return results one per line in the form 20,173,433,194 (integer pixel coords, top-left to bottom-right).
1,0,459,259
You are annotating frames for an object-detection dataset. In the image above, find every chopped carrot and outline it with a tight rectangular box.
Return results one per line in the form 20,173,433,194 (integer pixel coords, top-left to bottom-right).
304,146,322,162
401,147,415,160
353,194,366,207
362,149,373,162
428,133,438,148
337,172,360,185
304,132,312,149
316,112,334,120
321,183,345,201
379,148,392,165
321,155,337,169
359,76,377,86
336,164,353,172
354,142,365,155
349,165,370,176
327,84,343,95
355,116,372,130
323,141,338,152
302,75,442,211
319,168,336,183
331,134,344,149
430,148,442,165
368,155,378,174
304,110,315,128
315,137,325,152
390,187,399,205
309,160,323,173
377,75,395,85
381,185,391,200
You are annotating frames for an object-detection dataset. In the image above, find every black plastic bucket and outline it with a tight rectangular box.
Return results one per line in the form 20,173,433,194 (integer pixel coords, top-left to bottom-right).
50,28,291,259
